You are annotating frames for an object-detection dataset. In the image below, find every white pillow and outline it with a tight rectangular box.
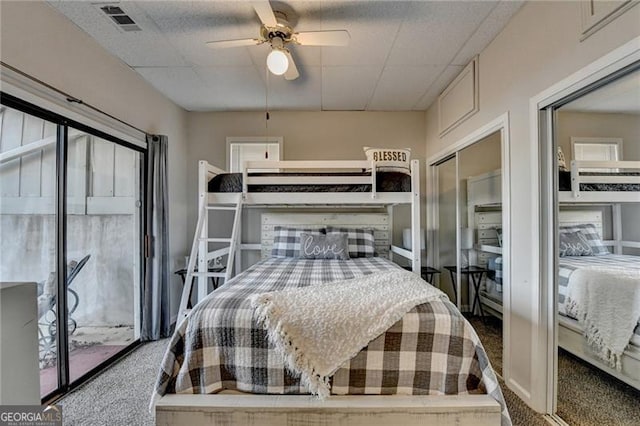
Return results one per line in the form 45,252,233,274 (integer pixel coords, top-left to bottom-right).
558,147,568,171
363,147,411,174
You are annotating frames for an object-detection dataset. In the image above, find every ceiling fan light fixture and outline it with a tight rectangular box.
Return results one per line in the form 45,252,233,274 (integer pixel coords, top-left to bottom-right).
267,49,289,75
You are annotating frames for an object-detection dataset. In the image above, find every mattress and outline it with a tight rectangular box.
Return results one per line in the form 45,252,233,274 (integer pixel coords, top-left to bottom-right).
559,170,640,192
153,256,510,425
558,254,640,347
208,171,411,192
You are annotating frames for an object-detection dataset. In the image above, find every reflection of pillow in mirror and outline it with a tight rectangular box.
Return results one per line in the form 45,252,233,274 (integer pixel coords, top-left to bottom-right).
558,147,568,171
559,231,593,257
559,223,609,255
495,227,503,247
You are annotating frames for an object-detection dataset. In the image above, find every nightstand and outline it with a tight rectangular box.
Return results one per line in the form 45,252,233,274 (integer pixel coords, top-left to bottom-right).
443,265,488,322
174,266,225,308
402,266,441,283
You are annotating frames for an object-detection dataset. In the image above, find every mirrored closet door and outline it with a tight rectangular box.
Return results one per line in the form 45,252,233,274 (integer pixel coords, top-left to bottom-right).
430,130,507,374
543,66,640,424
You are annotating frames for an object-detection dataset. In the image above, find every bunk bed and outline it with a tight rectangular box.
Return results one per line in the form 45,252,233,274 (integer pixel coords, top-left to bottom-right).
152,159,509,426
558,160,640,203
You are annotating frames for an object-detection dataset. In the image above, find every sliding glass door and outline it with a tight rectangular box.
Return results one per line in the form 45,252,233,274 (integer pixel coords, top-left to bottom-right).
65,128,142,385
0,95,145,402
0,105,60,400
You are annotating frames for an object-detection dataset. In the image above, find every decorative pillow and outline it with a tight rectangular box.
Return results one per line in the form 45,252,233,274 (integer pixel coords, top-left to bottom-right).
298,232,350,260
325,227,376,258
559,223,609,255
363,147,411,174
271,226,324,258
557,147,568,172
559,231,594,257
494,227,503,247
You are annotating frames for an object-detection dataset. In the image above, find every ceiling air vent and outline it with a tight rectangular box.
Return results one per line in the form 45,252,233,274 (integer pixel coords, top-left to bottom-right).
99,4,141,32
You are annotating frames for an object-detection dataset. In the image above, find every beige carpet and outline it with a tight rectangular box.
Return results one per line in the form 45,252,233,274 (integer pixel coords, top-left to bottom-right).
470,316,640,426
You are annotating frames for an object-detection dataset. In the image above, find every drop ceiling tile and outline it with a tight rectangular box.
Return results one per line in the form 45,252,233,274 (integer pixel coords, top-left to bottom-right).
133,67,208,111
368,65,444,111
451,1,524,66
412,65,464,110
136,1,257,67
386,1,497,66
48,1,188,67
193,66,267,110
320,1,406,66
265,67,323,110
322,65,382,110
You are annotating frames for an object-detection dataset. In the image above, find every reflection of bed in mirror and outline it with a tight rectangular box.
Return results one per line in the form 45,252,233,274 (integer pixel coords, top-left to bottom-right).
465,170,504,318
556,210,640,390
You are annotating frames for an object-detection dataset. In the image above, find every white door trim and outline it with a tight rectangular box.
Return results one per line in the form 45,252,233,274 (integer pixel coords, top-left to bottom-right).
528,35,640,414
426,111,512,398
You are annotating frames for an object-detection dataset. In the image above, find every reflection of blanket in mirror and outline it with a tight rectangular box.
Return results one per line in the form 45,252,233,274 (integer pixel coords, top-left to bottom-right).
566,266,640,370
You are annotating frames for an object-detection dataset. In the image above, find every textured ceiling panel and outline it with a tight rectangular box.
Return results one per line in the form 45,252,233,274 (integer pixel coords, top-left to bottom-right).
320,1,406,66
561,71,640,114
193,66,267,110
322,66,383,110
264,66,322,110
135,1,257,67
412,65,465,110
369,65,444,110
48,1,188,67
133,67,207,110
451,1,524,66
386,1,497,66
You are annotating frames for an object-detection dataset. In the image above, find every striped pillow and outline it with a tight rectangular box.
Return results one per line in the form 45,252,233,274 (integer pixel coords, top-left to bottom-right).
271,226,324,258
559,223,609,256
325,227,376,258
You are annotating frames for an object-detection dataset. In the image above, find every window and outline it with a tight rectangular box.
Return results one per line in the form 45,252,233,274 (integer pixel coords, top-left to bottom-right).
571,137,622,172
227,137,282,172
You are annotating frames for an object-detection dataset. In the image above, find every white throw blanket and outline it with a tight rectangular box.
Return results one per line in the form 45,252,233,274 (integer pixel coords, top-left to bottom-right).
250,269,447,398
565,266,640,370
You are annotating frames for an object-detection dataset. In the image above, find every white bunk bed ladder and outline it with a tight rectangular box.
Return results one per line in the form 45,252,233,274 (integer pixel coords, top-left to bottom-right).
178,194,243,320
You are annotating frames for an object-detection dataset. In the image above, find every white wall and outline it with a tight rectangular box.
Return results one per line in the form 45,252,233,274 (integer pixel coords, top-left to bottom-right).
0,1,189,321
187,111,426,265
424,1,640,411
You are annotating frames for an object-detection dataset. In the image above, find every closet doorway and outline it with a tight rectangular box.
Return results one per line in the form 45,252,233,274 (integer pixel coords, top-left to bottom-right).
538,65,640,424
428,114,511,378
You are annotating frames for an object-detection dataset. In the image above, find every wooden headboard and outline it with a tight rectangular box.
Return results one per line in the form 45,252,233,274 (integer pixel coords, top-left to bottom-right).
558,210,603,238
260,213,391,259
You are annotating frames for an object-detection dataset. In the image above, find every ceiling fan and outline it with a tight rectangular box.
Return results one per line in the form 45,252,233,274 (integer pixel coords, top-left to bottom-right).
205,1,350,81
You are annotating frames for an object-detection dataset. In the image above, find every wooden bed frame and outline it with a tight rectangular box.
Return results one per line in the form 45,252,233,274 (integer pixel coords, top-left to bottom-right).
558,316,640,389
155,394,501,426
558,159,640,203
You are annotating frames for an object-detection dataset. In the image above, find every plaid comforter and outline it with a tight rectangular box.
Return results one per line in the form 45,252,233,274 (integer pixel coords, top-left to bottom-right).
152,257,510,425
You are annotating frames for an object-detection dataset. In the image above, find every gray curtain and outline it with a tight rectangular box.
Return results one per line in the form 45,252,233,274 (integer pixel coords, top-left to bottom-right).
141,134,172,341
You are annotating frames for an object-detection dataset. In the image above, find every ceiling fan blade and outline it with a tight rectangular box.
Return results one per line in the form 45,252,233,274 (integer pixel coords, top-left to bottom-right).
294,30,350,46
206,38,262,49
253,1,277,27
283,50,299,81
